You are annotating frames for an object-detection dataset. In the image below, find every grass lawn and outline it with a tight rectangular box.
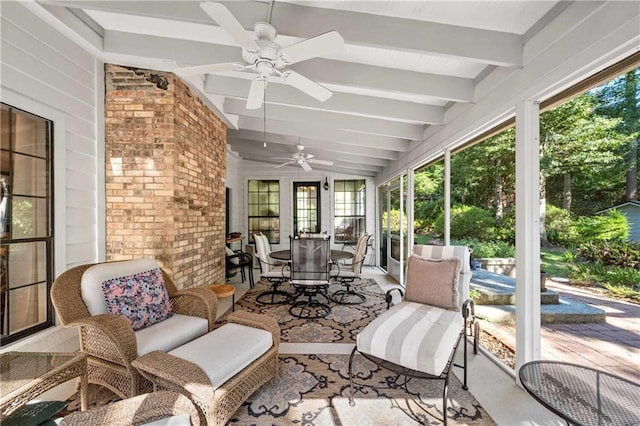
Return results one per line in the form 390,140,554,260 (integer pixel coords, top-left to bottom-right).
541,247,571,277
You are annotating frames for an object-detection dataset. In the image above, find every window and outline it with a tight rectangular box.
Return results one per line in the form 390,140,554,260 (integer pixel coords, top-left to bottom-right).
334,179,366,243
1,103,54,344
248,180,280,244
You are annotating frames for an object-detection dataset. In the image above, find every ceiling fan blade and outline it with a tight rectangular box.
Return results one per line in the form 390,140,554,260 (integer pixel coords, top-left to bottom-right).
279,31,344,65
176,62,242,76
200,2,259,51
246,78,266,109
281,71,332,102
309,159,334,166
274,161,294,168
300,161,312,172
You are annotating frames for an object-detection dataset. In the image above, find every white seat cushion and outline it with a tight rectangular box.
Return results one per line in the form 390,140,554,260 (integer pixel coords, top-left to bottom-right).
357,302,461,376
169,323,273,389
136,314,208,356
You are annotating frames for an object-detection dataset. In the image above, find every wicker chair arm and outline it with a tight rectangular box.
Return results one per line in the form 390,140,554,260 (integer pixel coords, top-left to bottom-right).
170,288,218,331
59,391,201,426
227,311,281,347
69,314,137,364
132,351,213,421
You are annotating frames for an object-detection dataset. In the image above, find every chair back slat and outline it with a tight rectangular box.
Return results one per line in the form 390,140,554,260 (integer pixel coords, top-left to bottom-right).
290,236,331,284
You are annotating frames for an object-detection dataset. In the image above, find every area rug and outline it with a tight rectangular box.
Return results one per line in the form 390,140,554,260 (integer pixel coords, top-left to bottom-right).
229,353,494,425
224,278,389,343
62,354,494,425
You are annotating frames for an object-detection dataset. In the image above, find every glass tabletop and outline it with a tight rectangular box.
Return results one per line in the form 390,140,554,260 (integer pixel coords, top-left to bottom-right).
270,249,353,261
0,351,82,397
519,360,640,426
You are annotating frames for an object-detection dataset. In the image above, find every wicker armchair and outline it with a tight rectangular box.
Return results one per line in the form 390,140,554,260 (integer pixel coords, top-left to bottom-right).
51,260,218,400
59,391,201,426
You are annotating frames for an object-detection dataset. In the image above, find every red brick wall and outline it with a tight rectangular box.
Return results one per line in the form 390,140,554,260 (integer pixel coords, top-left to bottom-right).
104,64,226,288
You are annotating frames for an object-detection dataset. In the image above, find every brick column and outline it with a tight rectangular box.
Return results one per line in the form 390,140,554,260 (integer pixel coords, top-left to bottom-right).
105,64,226,288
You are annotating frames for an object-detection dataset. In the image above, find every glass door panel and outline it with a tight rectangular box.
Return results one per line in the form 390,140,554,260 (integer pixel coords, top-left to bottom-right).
293,182,321,235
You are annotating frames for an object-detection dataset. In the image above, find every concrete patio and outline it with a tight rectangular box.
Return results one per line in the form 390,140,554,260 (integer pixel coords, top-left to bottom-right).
480,278,640,384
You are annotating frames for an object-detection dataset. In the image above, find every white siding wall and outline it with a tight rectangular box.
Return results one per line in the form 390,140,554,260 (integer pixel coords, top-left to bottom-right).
1,2,102,359
237,160,376,256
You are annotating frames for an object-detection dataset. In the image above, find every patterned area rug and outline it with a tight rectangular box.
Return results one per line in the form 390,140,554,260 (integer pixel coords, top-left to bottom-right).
229,353,495,425
226,278,389,343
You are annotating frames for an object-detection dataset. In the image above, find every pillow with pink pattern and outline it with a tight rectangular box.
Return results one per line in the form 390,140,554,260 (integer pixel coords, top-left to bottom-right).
101,268,173,331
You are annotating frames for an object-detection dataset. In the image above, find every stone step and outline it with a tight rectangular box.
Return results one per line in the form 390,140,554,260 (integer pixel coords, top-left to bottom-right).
476,301,607,324
471,269,559,305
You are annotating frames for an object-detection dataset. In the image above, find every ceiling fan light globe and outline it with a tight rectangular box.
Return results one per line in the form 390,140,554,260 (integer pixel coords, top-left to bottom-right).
254,21,277,41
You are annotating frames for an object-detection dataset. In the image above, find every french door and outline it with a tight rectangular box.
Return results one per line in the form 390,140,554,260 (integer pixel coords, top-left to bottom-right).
293,182,321,235
378,176,407,283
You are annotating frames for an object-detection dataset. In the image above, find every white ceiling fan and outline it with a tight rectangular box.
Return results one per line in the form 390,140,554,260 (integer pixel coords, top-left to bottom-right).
177,2,344,110
274,144,334,172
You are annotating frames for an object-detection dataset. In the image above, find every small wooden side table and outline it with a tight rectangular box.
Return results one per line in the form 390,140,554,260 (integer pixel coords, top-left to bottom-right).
0,351,88,419
208,284,236,312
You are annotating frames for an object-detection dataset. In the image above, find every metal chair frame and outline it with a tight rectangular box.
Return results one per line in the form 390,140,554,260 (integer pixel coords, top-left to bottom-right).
288,236,332,319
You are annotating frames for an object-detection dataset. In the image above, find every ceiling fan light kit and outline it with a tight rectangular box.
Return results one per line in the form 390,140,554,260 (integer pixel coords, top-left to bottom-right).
177,2,344,110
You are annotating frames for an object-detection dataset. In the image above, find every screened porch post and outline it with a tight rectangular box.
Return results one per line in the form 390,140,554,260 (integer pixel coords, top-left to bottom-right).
444,148,451,246
515,100,542,378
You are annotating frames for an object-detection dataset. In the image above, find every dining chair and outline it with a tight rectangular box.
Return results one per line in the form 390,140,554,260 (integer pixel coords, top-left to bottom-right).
288,236,333,319
254,233,290,304
330,233,370,304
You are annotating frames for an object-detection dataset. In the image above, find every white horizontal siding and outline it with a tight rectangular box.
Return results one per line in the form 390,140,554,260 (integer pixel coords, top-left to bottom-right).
1,18,94,88
1,2,102,352
66,132,97,157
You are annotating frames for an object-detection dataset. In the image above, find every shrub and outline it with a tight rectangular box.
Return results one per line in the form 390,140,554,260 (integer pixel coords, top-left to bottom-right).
568,263,640,301
545,205,576,246
414,201,444,234
575,240,640,269
434,205,496,241
467,240,515,258
495,209,516,244
570,209,629,243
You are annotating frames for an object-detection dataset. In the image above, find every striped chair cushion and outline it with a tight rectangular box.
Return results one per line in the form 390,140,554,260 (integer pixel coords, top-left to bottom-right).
413,245,471,274
357,301,462,376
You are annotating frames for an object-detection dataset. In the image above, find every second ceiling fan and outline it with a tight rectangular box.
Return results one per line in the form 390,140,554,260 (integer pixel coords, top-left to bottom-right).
178,2,344,110
274,145,334,172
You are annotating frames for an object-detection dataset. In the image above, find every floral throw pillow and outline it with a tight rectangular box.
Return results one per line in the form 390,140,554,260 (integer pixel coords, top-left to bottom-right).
101,268,173,331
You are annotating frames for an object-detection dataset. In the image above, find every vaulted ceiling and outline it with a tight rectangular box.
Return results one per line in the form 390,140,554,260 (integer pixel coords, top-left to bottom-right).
39,0,562,177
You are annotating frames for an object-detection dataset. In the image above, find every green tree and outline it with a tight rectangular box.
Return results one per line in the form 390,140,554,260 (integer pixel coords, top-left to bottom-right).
413,162,444,233
593,68,640,201
541,94,627,214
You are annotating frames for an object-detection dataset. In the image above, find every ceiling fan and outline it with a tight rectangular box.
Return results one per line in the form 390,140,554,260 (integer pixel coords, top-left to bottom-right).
177,2,344,110
274,145,334,172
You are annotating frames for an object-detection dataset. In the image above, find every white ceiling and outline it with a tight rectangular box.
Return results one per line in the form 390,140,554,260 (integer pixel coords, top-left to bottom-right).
39,0,561,177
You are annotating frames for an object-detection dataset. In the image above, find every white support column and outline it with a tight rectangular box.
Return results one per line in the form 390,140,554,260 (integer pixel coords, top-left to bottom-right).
399,174,405,285
407,168,415,250
515,100,541,375
444,149,451,246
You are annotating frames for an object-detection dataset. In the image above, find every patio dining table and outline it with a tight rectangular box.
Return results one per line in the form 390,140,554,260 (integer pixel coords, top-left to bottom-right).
270,249,353,262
